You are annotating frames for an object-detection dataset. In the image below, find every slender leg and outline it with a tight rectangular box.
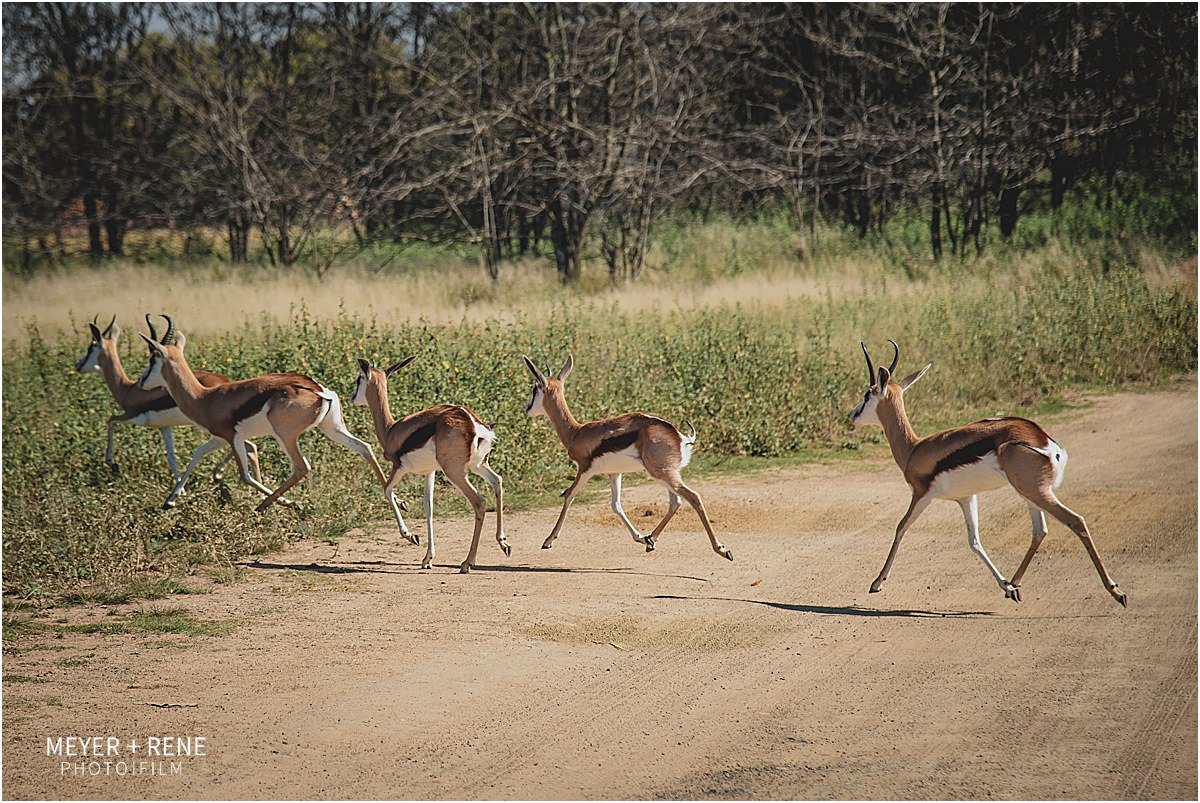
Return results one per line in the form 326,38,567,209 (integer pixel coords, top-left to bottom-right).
1023,490,1126,607
1010,504,1048,590
471,460,509,557
1000,443,1126,607
319,413,387,486
253,433,310,513
543,470,591,550
383,466,417,544
105,416,121,473
421,471,437,569
215,442,261,483
159,427,181,483
444,467,487,573
644,490,681,552
212,449,232,482
163,437,225,509
669,478,732,561
319,407,411,536
609,474,647,545
959,495,1020,602
871,492,932,593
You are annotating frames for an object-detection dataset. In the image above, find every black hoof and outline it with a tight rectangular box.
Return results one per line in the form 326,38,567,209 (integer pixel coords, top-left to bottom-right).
501,543,512,557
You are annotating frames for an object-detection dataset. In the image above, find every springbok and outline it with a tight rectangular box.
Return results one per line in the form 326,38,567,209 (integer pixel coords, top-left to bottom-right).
522,354,732,561
138,316,404,530
351,356,507,573
850,340,1126,606
76,315,257,492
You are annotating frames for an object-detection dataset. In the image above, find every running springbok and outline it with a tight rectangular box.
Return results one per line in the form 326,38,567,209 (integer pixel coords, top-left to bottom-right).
522,354,732,561
351,356,508,573
138,316,404,530
76,315,257,492
850,340,1126,606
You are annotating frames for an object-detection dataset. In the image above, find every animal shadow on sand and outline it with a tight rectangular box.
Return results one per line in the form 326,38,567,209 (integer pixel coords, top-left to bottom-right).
246,558,711,583
652,594,994,619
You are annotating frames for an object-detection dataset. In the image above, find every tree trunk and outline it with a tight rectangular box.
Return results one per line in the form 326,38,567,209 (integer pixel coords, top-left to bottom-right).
83,192,103,258
930,187,943,261
999,186,1019,240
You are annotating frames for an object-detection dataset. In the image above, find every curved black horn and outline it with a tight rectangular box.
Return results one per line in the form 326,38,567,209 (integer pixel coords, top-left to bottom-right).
144,314,159,344
860,342,875,384
160,314,176,345
887,340,899,374
103,315,117,337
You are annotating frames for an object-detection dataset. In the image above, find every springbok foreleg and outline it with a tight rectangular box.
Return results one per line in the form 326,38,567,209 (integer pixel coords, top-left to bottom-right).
213,442,261,484
159,427,182,483
164,436,225,509
543,469,592,550
381,465,417,545
317,411,411,539
871,491,932,593
422,471,437,569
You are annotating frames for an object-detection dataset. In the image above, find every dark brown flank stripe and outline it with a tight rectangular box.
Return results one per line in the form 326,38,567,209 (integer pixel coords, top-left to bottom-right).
590,430,640,461
929,433,1004,482
397,420,438,458
230,388,277,425
123,393,180,416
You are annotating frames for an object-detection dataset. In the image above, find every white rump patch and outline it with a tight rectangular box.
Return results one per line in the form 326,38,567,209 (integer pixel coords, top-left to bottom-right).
680,429,696,469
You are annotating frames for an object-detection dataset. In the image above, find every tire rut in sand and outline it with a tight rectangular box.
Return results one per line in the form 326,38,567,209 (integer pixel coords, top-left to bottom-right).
1119,619,1197,799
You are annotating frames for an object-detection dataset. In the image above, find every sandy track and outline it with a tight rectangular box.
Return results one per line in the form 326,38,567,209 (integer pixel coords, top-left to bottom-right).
3,386,1195,800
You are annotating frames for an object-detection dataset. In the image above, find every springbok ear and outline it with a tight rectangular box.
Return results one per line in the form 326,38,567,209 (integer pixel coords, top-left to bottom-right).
174,331,187,350
385,355,417,377
357,358,372,375
140,333,165,356
899,363,932,391
558,354,574,382
89,323,103,342
522,355,547,388
877,366,891,389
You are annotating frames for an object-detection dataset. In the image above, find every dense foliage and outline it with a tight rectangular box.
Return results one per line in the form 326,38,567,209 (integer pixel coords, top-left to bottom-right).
3,3,1196,278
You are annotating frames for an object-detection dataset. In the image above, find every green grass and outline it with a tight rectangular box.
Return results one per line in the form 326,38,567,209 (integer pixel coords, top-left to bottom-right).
2,607,236,640
2,225,1195,603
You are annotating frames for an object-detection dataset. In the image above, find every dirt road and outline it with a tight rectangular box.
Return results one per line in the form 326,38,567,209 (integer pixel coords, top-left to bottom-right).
3,386,1195,800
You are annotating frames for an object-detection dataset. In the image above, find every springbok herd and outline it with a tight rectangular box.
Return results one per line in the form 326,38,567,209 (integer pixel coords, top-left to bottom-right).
76,314,1126,607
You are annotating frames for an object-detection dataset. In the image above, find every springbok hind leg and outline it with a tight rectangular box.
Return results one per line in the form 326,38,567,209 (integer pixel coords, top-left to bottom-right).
667,477,732,561
444,466,487,574
253,434,310,513
1000,443,1127,607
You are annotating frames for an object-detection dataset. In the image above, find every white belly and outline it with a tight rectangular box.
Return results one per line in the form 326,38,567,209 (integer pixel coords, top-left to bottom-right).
399,440,440,474
132,408,192,429
589,445,646,475
234,404,276,439
929,453,1009,500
